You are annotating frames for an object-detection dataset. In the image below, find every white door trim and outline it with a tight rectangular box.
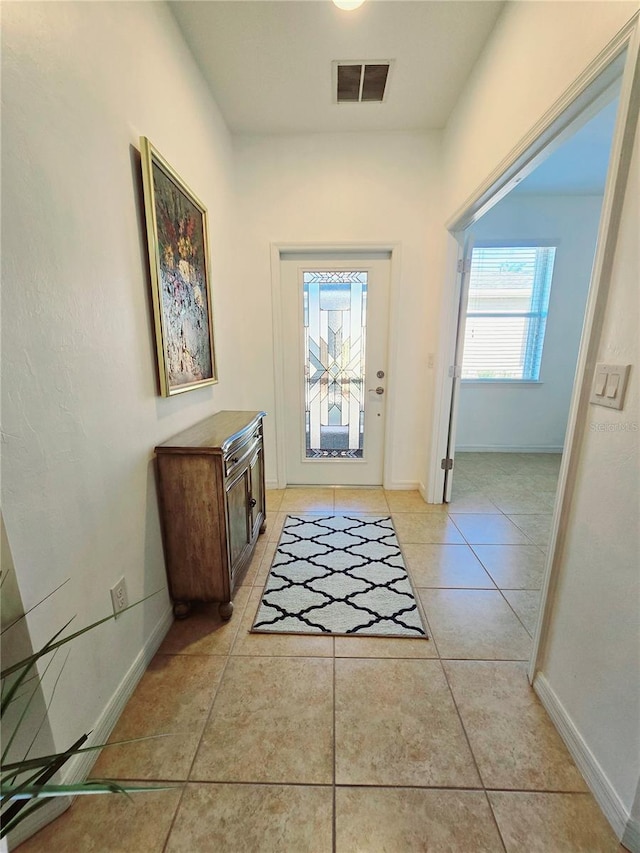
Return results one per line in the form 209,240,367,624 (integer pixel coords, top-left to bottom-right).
426,231,465,504
442,236,475,503
429,11,640,688
270,242,402,489
445,16,637,234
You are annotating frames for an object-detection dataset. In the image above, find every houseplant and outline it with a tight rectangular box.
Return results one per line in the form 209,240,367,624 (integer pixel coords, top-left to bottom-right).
1,586,169,843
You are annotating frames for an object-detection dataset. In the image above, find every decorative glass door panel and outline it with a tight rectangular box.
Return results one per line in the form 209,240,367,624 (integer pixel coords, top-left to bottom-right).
280,255,390,486
303,270,367,459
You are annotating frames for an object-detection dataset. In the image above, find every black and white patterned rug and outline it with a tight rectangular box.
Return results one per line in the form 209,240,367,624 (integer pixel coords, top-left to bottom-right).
252,515,427,638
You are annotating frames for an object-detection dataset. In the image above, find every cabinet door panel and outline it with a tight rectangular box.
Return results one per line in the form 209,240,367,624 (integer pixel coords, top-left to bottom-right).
227,471,250,569
249,447,264,531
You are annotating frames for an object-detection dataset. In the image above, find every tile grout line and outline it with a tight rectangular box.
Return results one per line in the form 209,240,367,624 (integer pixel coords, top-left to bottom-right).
484,789,509,852
494,586,536,639
161,586,254,851
332,635,337,853
423,517,540,645
425,562,491,800
436,652,485,786
455,542,542,638
425,460,578,847
428,489,536,853
107,775,594,796
438,655,511,853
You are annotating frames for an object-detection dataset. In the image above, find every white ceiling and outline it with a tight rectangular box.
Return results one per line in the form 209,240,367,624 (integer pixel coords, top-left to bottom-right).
169,0,505,135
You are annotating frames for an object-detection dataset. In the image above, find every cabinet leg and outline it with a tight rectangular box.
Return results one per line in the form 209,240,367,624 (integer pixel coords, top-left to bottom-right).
173,601,192,620
219,600,234,621
259,519,266,534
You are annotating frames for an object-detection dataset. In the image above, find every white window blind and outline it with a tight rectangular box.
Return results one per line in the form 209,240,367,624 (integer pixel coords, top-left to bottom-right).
462,245,556,381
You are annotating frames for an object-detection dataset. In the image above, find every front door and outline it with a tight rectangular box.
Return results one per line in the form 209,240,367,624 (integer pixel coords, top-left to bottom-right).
280,255,391,485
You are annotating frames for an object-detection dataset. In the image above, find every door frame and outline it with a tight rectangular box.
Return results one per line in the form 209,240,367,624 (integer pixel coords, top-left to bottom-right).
270,242,402,490
428,12,640,684
441,234,474,503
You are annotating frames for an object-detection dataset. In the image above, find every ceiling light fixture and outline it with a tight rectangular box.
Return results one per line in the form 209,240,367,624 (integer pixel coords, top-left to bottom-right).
332,0,366,11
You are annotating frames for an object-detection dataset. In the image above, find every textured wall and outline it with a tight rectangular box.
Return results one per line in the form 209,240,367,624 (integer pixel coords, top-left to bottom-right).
1,0,237,754
442,1,637,219
233,130,443,489
543,115,639,819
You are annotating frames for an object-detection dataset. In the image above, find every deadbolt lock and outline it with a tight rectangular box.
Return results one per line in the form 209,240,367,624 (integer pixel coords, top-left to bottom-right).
377,370,385,379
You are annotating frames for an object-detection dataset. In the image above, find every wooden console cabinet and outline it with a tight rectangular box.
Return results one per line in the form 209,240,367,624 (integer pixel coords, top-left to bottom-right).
154,411,266,620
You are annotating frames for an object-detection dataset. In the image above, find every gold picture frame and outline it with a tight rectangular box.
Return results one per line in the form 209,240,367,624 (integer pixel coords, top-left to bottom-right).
140,137,217,396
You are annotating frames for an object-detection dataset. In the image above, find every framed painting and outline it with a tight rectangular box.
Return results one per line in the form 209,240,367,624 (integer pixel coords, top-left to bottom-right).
140,137,217,396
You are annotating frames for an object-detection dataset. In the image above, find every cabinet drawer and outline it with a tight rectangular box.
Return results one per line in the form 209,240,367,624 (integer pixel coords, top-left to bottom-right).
224,430,262,479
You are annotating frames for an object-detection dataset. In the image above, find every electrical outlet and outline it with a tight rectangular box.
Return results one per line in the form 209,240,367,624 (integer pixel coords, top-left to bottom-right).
110,577,128,618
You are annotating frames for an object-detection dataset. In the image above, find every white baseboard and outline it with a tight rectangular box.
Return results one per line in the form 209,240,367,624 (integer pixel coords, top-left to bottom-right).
623,818,640,853
456,445,564,453
534,673,633,845
6,798,71,852
383,480,419,491
65,604,174,781
417,481,432,504
267,480,423,492
7,605,174,851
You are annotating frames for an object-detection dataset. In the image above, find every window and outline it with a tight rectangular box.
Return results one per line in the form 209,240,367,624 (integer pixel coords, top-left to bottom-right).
462,245,556,381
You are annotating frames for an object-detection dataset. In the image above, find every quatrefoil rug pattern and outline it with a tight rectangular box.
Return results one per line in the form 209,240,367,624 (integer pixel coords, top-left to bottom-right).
252,515,427,638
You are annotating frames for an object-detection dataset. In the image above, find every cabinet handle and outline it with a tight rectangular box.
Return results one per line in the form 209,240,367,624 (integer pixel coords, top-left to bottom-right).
231,456,239,464
249,498,257,508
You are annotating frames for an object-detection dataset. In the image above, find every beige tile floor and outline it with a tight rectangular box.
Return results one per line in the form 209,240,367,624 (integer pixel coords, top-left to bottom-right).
18,454,627,852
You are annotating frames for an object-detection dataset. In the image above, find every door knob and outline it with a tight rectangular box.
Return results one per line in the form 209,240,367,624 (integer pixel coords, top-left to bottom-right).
368,386,385,395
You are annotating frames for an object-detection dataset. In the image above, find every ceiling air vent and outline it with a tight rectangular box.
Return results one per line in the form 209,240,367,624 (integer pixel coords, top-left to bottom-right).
335,61,391,103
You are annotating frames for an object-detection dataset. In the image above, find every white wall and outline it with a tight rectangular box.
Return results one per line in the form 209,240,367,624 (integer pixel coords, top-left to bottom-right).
233,131,442,489
456,194,603,451
442,1,638,219
1,0,241,767
541,112,639,835
1,513,57,772
439,0,639,840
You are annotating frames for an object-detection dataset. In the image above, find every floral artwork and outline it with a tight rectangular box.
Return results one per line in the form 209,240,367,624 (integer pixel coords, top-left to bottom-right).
140,137,217,396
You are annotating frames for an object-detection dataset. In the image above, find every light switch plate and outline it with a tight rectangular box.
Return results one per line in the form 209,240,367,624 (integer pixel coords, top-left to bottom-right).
589,363,631,410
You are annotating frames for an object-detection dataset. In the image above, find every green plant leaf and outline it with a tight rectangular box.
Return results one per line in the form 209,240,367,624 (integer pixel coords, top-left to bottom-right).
0,578,71,638
0,733,87,826
1,620,74,718
2,780,174,800
2,647,67,765
0,783,175,839
0,796,51,839
0,588,166,839
1,590,162,682
1,733,173,775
